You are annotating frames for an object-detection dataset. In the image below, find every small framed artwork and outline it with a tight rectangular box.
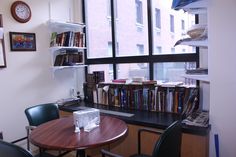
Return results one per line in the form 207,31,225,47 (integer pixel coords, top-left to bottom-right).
9,32,36,51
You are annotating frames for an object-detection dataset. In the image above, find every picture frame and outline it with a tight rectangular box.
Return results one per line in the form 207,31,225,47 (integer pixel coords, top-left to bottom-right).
0,14,6,68
9,32,36,51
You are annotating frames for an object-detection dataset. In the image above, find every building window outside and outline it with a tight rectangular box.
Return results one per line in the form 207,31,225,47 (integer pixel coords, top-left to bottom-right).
154,62,196,84
135,0,143,24
181,19,185,30
108,41,112,56
155,8,161,29
171,47,175,53
170,14,174,33
136,44,144,55
155,46,162,54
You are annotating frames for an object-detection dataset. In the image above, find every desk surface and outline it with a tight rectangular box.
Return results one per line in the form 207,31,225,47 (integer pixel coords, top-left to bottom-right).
59,101,211,136
29,115,128,151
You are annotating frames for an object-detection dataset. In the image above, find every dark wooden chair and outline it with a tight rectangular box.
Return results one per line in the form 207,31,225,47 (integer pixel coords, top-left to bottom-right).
101,120,182,157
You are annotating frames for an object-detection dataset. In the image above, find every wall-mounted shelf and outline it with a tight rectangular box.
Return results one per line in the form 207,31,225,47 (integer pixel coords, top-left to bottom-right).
52,65,87,72
47,20,85,32
49,46,86,52
48,20,86,76
180,0,207,14
183,74,210,83
179,39,208,48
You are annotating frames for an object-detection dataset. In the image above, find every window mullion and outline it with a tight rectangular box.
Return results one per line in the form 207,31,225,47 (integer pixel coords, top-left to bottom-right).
110,0,117,79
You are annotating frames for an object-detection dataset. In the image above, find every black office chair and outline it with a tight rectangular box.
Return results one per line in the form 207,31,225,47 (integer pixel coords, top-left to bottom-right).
0,139,57,157
101,120,182,157
0,139,33,157
24,103,60,151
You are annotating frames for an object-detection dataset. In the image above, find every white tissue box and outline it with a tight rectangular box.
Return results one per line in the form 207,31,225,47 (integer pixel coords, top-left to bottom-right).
73,108,100,128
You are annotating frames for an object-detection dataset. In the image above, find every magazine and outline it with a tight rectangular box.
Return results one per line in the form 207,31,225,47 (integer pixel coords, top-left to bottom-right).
182,111,209,127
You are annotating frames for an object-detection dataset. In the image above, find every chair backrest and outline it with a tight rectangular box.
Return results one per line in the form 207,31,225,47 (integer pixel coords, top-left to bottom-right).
25,103,60,126
0,140,33,157
152,121,182,157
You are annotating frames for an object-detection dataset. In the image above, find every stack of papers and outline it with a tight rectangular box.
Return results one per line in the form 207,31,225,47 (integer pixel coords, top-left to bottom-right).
182,111,209,127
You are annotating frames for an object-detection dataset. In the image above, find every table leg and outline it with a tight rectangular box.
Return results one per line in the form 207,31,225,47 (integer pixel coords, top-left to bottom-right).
76,150,85,157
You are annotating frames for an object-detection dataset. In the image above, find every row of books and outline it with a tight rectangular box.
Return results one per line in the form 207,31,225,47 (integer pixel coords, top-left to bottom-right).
50,31,85,47
54,52,83,66
91,83,199,115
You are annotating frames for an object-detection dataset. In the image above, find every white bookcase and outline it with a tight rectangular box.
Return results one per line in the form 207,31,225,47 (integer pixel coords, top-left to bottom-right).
47,20,86,73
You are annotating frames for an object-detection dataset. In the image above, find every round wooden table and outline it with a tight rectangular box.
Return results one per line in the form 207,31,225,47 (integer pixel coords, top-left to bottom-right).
30,115,128,157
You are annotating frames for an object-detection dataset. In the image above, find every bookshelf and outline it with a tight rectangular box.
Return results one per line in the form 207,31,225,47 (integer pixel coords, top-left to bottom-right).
172,0,210,128
173,2,209,83
47,20,86,73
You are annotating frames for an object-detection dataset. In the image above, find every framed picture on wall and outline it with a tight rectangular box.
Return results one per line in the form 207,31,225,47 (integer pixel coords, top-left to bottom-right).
9,32,36,51
0,14,6,68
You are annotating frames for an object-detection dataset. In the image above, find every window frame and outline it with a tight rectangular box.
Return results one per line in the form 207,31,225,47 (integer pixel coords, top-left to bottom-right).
82,0,199,81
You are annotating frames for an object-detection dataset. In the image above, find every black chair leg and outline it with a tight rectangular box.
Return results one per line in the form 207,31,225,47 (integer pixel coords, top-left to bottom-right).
27,129,30,151
76,150,85,157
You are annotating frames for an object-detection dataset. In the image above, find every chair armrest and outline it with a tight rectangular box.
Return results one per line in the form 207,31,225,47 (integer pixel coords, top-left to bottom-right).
101,149,123,157
138,128,164,154
25,126,37,131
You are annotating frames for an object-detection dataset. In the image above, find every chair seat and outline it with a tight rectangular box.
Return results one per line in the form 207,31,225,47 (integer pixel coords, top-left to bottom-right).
130,154,152,157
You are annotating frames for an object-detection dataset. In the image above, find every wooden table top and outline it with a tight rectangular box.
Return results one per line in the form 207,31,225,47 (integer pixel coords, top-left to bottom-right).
29,115,128,151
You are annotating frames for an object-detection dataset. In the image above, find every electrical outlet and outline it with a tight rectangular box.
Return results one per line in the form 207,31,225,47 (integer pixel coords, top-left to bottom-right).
70,88,76,98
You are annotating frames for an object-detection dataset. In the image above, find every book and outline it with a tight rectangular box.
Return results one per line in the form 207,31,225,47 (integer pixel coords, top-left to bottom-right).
50,32,57,47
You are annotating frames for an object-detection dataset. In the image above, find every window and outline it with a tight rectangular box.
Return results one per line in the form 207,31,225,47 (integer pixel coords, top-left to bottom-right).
181,19,185,30
135,0,143,24
155,8,161,29
84,0,198,83
108,41,113,56
136,44,144,55
170,15,174,33
171,48,175,53
86,0,112,58
153,62,196,84
117,63,149,80
155,46,162,54
115,0,148,57
88,64,114,82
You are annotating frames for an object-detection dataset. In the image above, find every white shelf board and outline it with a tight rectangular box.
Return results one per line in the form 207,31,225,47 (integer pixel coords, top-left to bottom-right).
182,74,210,83
184,8,207,14
49,46,86,52
180,39,208,48
47,20,85,32
174,0,207,14
181,0,208,9
52,65,86,72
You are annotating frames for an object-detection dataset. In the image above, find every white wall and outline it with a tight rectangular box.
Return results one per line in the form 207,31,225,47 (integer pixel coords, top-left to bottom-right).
0,0,84,141
209,0,236,157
